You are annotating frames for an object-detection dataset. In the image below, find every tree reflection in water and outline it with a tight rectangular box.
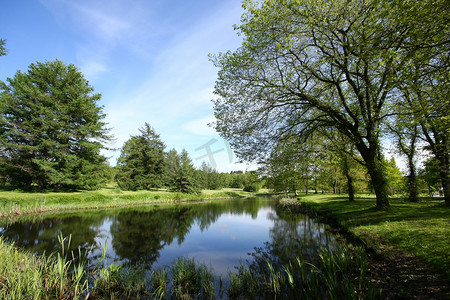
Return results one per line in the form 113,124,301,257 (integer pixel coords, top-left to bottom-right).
246,205,339,275
0,197,339,274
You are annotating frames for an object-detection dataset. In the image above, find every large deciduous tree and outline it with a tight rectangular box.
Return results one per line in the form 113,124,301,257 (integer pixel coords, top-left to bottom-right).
396,0,449,204
211,0,447,209
0,60,111,190
397,46,450,204
116,123,166,190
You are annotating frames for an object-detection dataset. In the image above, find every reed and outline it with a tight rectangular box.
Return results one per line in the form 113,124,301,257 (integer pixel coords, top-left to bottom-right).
228,245,380,300
1,233,379,299
151,268,168,299
152,257,215,300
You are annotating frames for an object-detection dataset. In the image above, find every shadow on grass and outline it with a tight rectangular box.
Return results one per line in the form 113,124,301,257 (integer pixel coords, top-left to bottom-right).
301,194,449,227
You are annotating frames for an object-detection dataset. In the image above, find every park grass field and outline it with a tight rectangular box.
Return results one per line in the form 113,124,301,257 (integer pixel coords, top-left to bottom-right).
0,186,269,219
298,193,450,277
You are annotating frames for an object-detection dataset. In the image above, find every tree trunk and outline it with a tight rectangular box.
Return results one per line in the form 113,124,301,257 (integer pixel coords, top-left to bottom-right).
343,156,355,202
420,123,449,204
406,156,418,202
366,158,390,209
437,140,450,205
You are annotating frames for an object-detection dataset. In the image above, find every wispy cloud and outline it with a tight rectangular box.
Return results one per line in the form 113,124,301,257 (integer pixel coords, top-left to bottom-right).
40,0,244,171
183,115,217,136
70,2,131,41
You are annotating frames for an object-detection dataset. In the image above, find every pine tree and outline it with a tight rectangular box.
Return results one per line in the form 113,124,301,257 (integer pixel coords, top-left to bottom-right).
0,60,111,190
116,123,166,190
165,148,199,193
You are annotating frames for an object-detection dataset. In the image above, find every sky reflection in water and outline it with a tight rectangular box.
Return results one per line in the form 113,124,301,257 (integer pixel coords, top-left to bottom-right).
0,197,340,276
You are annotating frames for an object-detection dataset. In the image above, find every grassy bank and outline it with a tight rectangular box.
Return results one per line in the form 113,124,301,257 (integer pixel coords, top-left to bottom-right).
0,187,267,219
298,194,450,277
0,234,378,299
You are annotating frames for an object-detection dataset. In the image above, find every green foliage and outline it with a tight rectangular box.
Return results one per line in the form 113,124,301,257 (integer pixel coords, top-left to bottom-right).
165,149,200,193
116,123,166,190
0,237,46,299
262,136,306,195
229,171,246,188
0,39,6,56
169,257,214,299
383,157,405,195
0,60,111,191
0,234,147,299
391,0,449,204
242,171,262,192
211,0,448,209
419,158,443,195
197,162,225,190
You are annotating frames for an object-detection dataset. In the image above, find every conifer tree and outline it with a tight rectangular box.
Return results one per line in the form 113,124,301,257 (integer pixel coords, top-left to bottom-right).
0,60,111,190
116,123,166,190
165,148,199,193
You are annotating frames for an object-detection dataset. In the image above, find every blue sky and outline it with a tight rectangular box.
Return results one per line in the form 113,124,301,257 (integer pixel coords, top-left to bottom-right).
0,0,250,172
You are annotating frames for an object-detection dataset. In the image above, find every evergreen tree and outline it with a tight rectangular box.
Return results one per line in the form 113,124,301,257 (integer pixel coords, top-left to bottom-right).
116,123,166,190
165,148,199,193
199,161,223,190
0,60,111,190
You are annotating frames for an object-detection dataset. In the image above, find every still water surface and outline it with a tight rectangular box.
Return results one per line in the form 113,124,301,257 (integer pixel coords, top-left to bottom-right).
0,197,340,275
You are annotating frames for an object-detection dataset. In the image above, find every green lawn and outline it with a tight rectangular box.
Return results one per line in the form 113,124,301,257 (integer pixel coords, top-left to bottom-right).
0,187,265,219
298,194,450,277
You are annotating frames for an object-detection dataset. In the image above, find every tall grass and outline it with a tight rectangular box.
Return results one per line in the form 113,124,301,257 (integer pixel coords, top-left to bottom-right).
0,234,144,299
0,237,44,299
228,246,380,300
0,234,379,299
150,257,215,300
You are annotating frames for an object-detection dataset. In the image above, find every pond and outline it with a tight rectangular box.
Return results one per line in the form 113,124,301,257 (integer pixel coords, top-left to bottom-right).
0,197,340,276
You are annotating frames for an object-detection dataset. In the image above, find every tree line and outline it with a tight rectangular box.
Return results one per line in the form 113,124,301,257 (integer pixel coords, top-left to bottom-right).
114,122,263,193
261,129,440,200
